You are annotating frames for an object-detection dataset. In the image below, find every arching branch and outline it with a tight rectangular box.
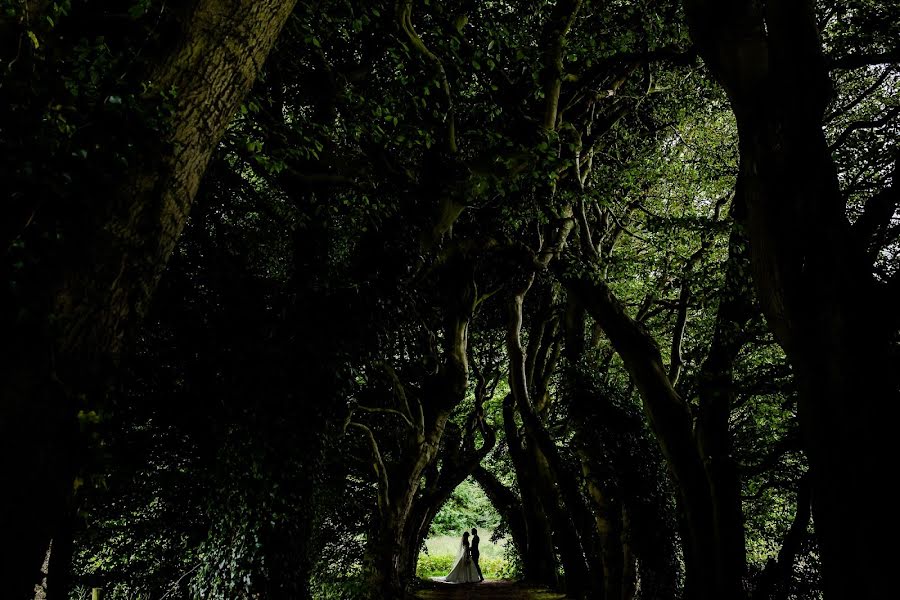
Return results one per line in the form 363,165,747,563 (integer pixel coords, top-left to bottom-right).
397,0,457,153
347,422,390,516
352,404,415,430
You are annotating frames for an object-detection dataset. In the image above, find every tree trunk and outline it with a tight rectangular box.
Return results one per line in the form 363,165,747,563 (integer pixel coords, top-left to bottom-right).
0,2,298,593
400,502,440,581
399,417,496,580
525,439,592,597
692,216,756,599
367,515,406,599
570,378,680,600
579,451,627,600
503,396,559,588
506,281,599,596
685,2,898,596
558,218,754,600
559,269,718,600
519,331,605,596
362,276,474,598
521,414,605,597
367,421,451,599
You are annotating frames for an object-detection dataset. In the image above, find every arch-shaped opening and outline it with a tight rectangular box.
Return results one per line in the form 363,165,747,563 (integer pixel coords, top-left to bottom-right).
415,475,520,581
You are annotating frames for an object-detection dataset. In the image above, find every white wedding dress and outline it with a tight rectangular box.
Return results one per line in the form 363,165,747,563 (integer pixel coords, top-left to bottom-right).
444,541,480,583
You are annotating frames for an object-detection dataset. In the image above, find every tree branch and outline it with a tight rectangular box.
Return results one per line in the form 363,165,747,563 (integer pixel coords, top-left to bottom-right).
353,404,415,430
348,422,391,515
374,361,423,433
829,105,900,151
397,0,457,152
825,68,892,124
472,466,528,553
827,49,900,70
575,197,599,261
852,154,899,260
668,282,690,387
540,0,584,130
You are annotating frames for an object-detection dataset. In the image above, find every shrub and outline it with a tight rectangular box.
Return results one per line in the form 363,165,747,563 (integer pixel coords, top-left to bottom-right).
416,554,456,578
415,554,508,579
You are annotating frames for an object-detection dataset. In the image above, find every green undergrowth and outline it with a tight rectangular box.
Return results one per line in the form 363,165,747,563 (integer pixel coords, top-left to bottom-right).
416,530,513,578
416,554,508,579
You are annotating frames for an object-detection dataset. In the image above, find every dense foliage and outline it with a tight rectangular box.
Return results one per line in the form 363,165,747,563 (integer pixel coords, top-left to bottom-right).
2,1,897,600
429,479,501,537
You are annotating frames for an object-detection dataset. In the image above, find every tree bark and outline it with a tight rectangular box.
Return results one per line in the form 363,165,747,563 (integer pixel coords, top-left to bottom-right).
503,396,559,588
557,215,754,600
567,367,680,600
360,267,475,598
525,439,592,597
520,400,604,597
578,452,628,600
399,416,496,580
559,266,718,599
1,2,298,594
364,402,455,599
684,2,898,596
506,281,599,596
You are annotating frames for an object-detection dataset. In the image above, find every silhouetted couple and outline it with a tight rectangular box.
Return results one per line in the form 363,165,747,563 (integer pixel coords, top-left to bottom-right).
443,528,484,583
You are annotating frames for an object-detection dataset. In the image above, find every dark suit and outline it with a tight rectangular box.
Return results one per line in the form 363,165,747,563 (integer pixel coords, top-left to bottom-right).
471,534,484,580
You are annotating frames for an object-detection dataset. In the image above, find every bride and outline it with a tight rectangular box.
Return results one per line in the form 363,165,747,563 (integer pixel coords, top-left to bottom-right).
444,531,481,583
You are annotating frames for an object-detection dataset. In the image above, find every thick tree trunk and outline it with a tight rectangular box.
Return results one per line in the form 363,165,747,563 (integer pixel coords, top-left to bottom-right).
0,2,298,593
367,515,407,599
506,282,599,596
525,440,592,597
558,217,754,600
519,342,605,596
503,396,559,588
578,452,627,600
400,502,440,581
559,269,719,600
569,376,679,600
522,416,605,597
685,2,898,597
367,421,452,598
369,467,434,598
362,278,474,598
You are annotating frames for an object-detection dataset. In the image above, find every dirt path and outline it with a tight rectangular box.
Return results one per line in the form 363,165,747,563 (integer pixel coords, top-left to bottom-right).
414,579,567,600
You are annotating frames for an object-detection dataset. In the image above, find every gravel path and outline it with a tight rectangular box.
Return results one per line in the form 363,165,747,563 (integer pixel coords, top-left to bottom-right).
414,578,567,600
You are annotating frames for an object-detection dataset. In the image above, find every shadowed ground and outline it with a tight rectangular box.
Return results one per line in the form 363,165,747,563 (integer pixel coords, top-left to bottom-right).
414,579,568,599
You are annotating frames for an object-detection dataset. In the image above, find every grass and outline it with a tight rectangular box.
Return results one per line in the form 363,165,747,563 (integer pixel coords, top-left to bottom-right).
417,530,510,578
423,532,506,559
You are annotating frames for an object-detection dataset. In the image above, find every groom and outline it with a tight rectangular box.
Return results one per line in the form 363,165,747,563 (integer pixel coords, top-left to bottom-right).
471,528,484,582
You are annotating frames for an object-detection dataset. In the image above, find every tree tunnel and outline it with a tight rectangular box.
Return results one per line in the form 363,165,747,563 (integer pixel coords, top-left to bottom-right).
8,1,881,599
